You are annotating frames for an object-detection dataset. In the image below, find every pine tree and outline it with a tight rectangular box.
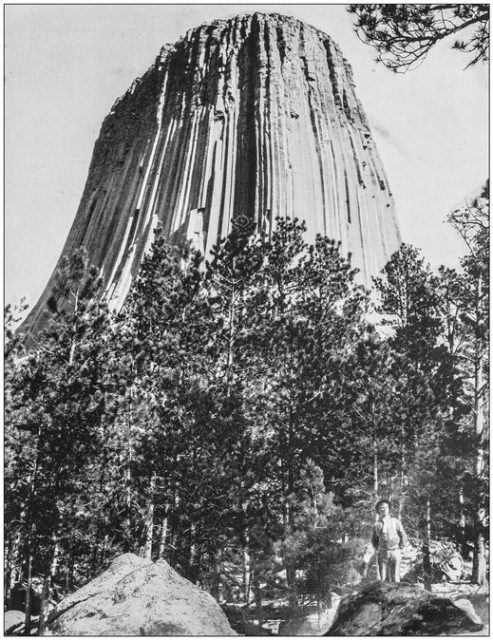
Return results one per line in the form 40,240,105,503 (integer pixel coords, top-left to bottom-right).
4,299,30,606
235,220,369,605
446,184,489,584
4,248,112,631
373,244,451,585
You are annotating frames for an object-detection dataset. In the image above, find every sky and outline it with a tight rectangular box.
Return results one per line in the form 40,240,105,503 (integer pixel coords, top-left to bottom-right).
5,3,489,310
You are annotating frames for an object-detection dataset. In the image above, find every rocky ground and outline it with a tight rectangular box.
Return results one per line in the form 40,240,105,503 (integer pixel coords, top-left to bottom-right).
224,580,488,636
5,552,488,636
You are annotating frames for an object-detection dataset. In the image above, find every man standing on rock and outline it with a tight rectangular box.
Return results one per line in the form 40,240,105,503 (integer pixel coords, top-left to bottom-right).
371,499,408,582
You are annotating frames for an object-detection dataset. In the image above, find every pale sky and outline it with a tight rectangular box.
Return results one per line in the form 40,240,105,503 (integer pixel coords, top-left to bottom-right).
5,4,488,309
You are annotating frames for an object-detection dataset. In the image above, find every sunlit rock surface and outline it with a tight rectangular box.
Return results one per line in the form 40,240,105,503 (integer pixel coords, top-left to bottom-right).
46,553,235,636
26,12,401,330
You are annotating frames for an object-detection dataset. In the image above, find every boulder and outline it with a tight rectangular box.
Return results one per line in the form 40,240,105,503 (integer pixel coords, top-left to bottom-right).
325,581,484,636
4,610,25,635
46,553,236,636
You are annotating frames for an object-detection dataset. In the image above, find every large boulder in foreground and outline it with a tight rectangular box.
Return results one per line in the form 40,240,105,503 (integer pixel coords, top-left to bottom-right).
326,581,483,636
4,610,25,635
46,553,235,636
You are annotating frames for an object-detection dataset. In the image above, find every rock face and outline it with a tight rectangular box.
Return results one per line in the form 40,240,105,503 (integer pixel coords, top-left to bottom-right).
326,581,484,636
46,553,235,636
26,12,401,330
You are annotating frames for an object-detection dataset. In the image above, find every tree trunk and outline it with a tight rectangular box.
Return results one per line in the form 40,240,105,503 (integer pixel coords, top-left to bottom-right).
158,510,169,559
285,563,298,609
167,493,179,566
4,530,21,609
242,537,251,604
142,474,156,560
372,435,382,579
283,413,298,609
422,498,432,591
23,423,42,633
68,287,80,365
471,529,487,586
188,522,200,583
471,271,487,584
283,489,297,607
4,567,12,611
458,487,467,557
373,435,379,499
209,548,222,601
251,566,263,613
227,284,236,377
126,397,134,512
24,549,34,634
65,552,75,593
100,533,110,566
38,535,62,635
397,424,405,519
90,538,100,576
63,534,74,593
38,579,50,636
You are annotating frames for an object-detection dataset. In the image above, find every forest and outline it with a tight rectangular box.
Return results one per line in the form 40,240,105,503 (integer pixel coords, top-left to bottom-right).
4,184,489,632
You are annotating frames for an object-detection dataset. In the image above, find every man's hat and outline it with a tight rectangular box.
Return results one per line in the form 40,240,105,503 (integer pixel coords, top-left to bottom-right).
375,498,390,511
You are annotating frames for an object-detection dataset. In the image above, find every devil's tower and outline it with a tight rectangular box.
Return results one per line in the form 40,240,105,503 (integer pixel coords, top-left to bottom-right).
27,13,401,328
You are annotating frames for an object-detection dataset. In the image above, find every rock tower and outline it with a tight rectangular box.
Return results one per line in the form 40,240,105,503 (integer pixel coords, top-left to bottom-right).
27,13,401,329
